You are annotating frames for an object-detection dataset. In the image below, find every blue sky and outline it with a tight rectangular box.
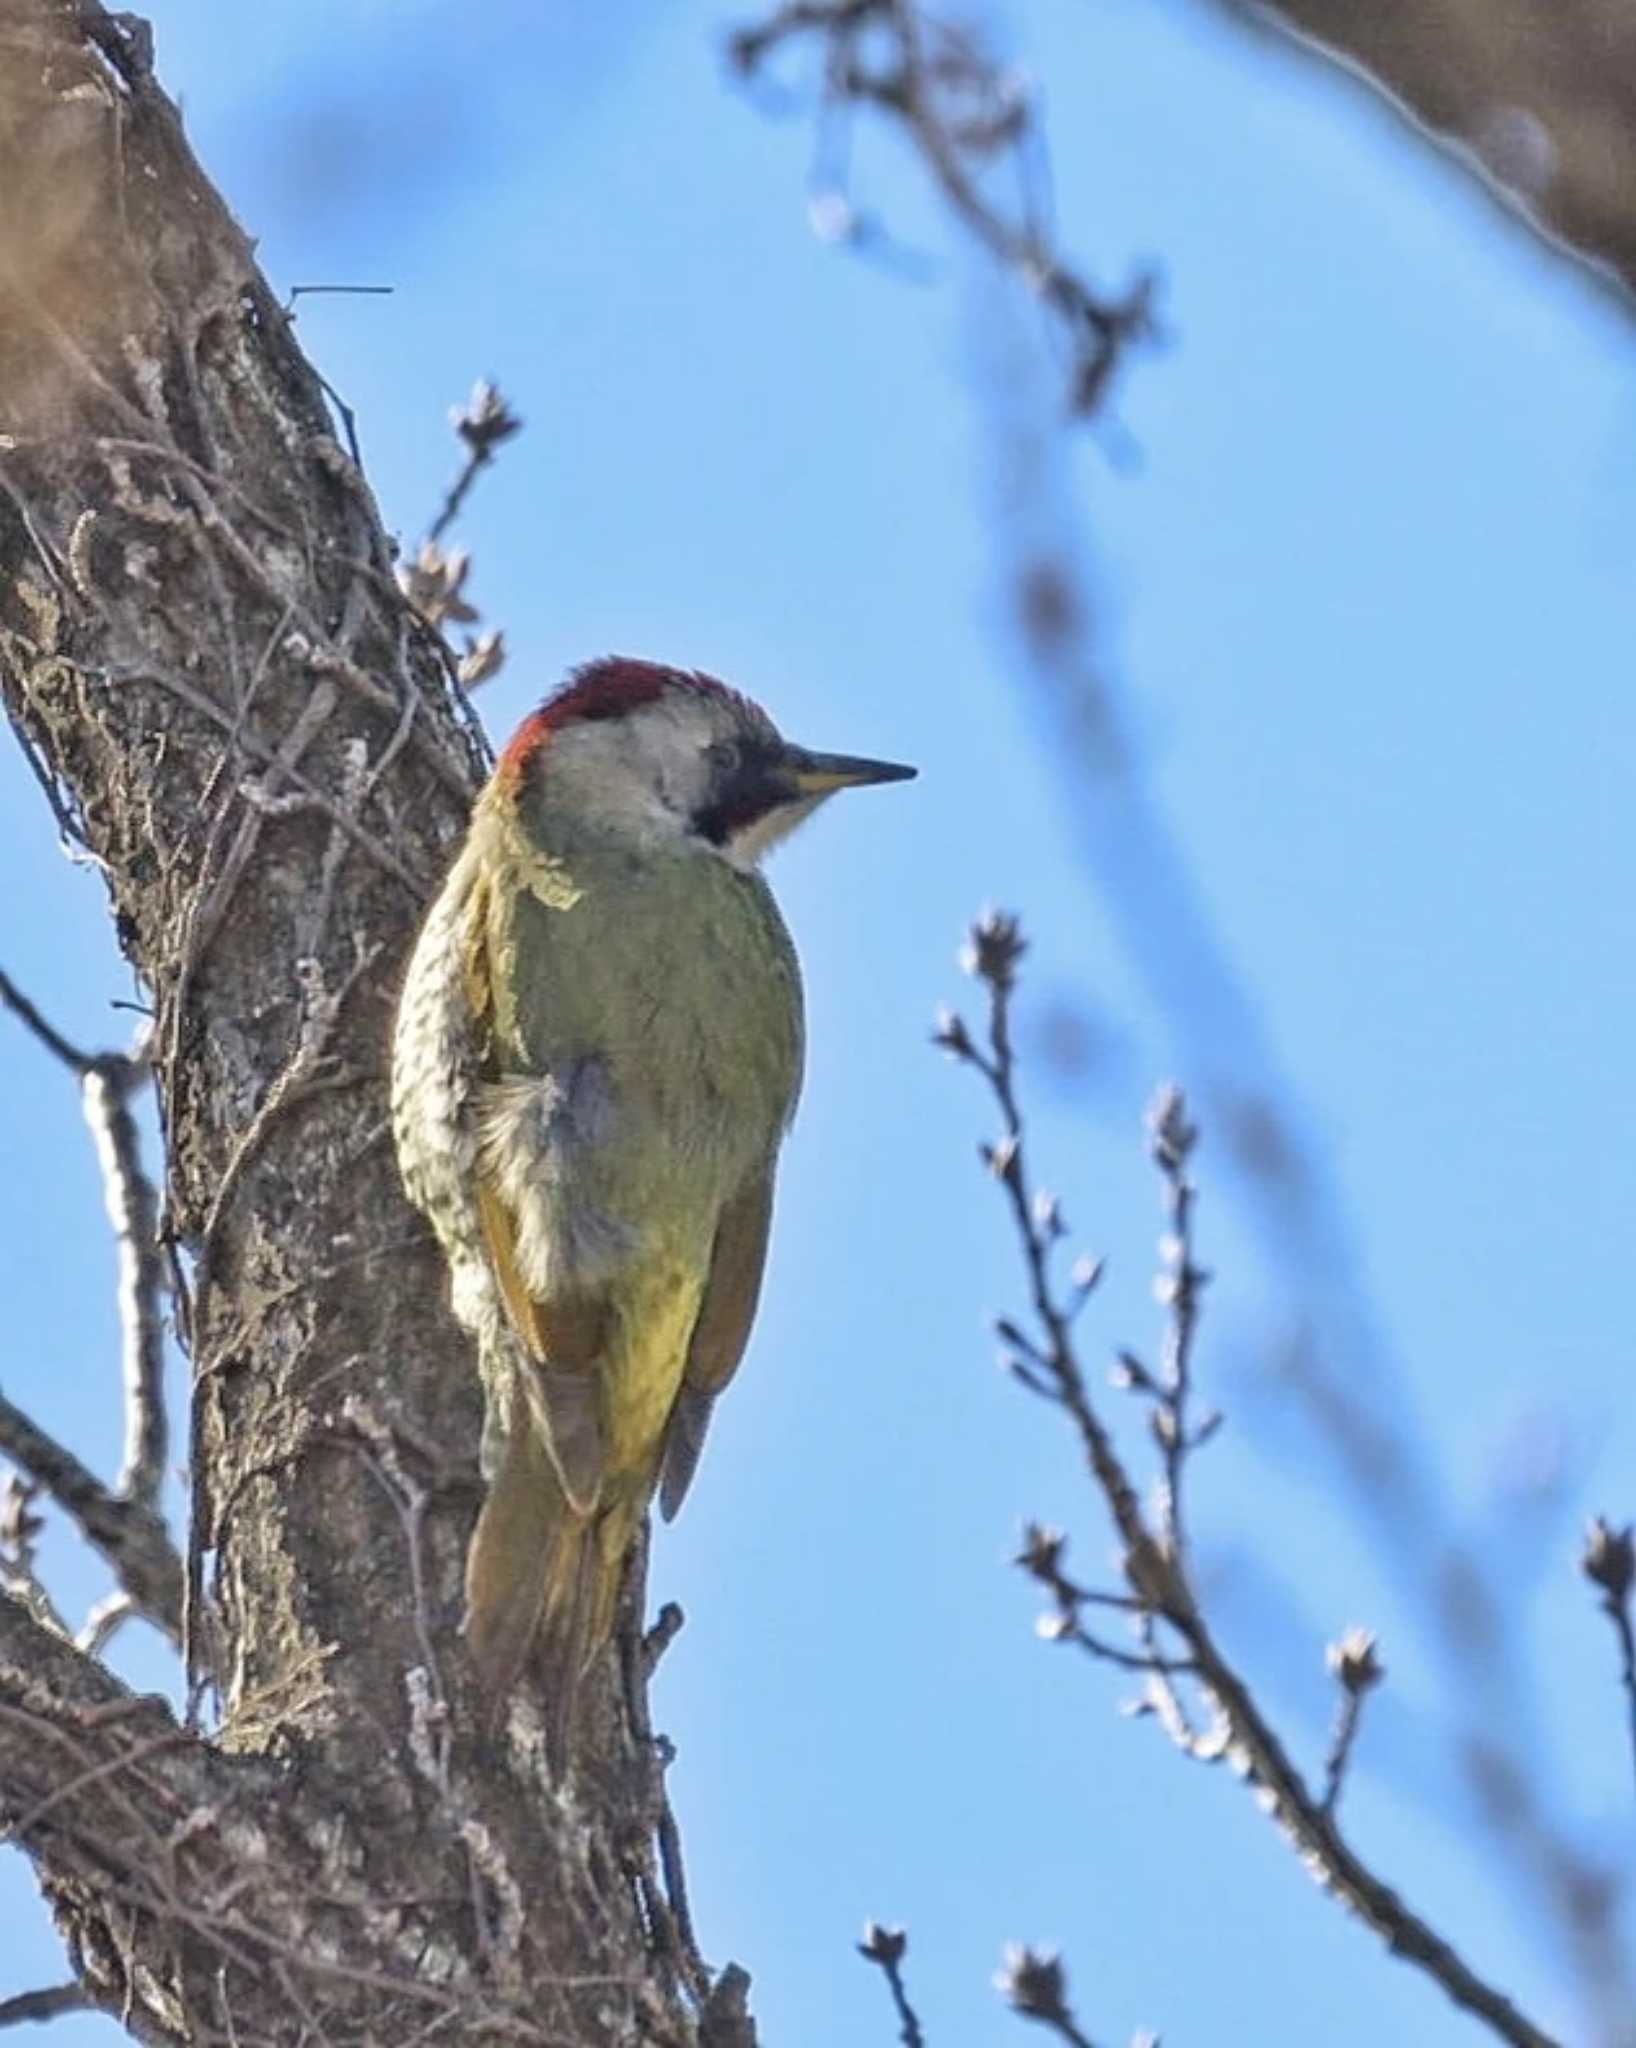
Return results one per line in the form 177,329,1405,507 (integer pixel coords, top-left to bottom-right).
3,3,1634,2041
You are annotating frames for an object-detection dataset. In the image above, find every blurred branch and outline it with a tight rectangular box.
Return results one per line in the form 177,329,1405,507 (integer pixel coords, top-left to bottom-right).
738,0,1632,2014
1581,1520,1636,1800
1210,0,1636,306
731,9,1595,1926
736,0,1508,1786
970,315,1634,2024
728,0,1157,418
0,1982,89,2027
733,11,1534,1887
858,1923,927,2047
0,965,86,1069
732,8,1626,1996
941,914,1561,2048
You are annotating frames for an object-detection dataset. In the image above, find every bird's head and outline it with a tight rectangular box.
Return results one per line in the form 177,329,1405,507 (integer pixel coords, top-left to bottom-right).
494,656,915,867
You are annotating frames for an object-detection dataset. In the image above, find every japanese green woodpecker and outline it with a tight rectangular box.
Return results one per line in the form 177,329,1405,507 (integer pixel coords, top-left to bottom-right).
390,656,914,1709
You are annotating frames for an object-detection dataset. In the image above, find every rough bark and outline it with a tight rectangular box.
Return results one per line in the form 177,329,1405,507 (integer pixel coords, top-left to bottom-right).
0,3,730,2040
1231,0,1636,298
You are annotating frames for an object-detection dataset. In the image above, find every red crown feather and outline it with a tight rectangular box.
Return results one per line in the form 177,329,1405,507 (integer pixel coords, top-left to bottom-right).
496,657,739,795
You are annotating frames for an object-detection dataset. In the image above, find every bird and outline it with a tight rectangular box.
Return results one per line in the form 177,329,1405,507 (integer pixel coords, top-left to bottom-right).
390,654,914,1732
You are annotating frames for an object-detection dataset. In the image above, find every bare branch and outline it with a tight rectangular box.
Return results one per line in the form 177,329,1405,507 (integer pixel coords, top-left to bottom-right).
1581,1519,1636,1801
943,918,1563,2048
642,1599,686,1676
1144,1084,1205,1556
427,380,523,548
81,1046,168,1508
1020,1526,1194,1677
397,382,521,697
1321,1628,1385,1818
0,1474,70,1639
746,12,1558,1927
995,1945,1100,2048
858,1923,927,2048
0,969,175,1626
742,29,1586,1992
76,1589,137,1659
616,1559,712,2007
963,320,1632,2019
0,966,88,1070
729,0,1155,418
0,1392,182,1647
0,1982,90,2027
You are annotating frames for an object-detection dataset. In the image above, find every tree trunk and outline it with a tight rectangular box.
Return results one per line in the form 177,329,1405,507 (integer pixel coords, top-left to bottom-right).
0,4,740,2040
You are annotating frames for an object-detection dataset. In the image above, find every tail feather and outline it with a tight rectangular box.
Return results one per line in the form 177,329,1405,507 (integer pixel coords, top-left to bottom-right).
464,1422,572,1696
463,1420,631,1759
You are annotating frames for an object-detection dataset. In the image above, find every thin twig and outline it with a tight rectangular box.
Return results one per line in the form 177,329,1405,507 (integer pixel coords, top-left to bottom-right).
0,1982,91,2027
426,382,522,547
1018,1526,1194,1675
0,1390,182,1646
0,1473,71,1638
282,286,393,472
857,1924,926,2047
1581,1520,1636,1801
996,1946,1099,2048
78,1589,138,1659
0,974,180,1639
0,966,88,1069
652,1736,709,2004
615,1551,711,2006
1,699,92,854
1321,1629,1384,1817
1,972,169,1508
1145,1084,1204,1554
196,947,381,1276
395,382,520,695
642,1600,686,1676
338,1399,452,1791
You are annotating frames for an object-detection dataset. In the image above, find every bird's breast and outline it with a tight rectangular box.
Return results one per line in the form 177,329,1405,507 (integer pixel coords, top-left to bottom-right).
496,843,804,1184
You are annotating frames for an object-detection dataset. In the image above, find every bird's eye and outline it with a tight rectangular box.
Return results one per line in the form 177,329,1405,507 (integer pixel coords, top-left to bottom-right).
705,740,740,775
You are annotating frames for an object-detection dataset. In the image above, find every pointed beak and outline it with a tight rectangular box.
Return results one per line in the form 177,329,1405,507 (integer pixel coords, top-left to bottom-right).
783,746,917,796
